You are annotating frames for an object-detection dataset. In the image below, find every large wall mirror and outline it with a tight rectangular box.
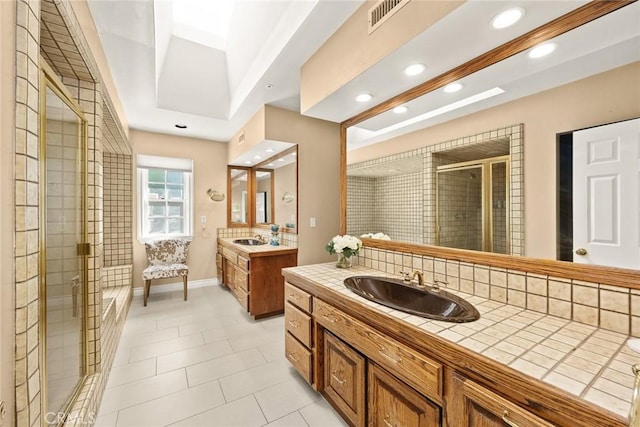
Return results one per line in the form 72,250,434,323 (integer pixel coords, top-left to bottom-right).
342,2,639,277
228,143,298,233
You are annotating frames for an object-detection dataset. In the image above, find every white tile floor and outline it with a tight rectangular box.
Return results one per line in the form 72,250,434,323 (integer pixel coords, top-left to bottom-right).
95,285,348,427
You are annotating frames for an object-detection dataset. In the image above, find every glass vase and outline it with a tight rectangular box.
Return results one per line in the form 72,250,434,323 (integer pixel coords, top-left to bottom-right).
336,253,352,268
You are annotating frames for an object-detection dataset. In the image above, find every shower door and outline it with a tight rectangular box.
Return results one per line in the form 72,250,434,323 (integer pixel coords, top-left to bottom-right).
436,157,510,253
40,68,88,424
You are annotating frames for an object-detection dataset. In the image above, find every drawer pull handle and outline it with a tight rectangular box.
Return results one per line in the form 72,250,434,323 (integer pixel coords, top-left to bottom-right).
379,348,402,365
330,371,346,385
322,314,338,323
502,410,519,427
383,414,395,427
287,352,300,362
289,293,300,300
288,320,300,328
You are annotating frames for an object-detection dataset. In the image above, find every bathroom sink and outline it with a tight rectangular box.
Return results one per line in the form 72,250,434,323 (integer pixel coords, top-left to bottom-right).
233,238,266,246
343,276,480,322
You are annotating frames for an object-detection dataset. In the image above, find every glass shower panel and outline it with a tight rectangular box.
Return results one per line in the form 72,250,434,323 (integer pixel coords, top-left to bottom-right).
491,161,509,254
437,166,484,251
44,85,86,421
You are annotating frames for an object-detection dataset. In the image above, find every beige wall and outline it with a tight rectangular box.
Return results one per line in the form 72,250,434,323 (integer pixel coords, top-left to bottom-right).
300,0,462,113
69,0,129,138
0,0,15,423
228,106,265,163
131,130,227,287
264,106,341,265
274,162,296,228
348,62,640,260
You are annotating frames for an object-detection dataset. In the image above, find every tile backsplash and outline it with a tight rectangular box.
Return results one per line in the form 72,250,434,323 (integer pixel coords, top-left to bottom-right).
355,246,636,337
217,227,298,247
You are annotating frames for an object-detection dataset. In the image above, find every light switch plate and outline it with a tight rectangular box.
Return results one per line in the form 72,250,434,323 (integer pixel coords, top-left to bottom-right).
310,217,317,228
200,215,207,223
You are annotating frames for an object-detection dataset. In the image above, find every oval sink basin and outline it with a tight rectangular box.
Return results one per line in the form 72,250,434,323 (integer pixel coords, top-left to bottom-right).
343,276,480,323
233,238,266,246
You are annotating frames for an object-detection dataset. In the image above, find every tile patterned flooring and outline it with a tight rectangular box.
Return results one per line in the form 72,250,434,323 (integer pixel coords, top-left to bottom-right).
95,285,347,427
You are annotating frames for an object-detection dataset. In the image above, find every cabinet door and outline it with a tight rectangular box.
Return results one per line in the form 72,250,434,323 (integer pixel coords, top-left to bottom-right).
368,363,440,427
323,332,366,427
462,379,554,427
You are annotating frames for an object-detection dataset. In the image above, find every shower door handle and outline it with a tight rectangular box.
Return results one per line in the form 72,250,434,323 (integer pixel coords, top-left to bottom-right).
575,248,587,256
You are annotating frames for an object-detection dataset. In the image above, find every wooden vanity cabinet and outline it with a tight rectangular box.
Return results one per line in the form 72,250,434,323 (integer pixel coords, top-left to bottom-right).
218,240,297,318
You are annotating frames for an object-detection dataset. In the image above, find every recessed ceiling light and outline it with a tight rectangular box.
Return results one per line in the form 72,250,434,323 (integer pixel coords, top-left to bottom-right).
491,8,525,29
265,83,274,89
393,106,408,114
528,42,557,58
444,82,463,93
268,163,275,166
175,124,187,129
355,93,373,103
244,160,252,165
253,155,262,160
404,63,426,76
278,158,285,162
291,152,296,156
265,148,275,153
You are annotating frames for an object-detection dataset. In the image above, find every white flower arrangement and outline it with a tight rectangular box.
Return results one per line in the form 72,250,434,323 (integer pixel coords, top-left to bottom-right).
325,234,362,258
360,232,391,240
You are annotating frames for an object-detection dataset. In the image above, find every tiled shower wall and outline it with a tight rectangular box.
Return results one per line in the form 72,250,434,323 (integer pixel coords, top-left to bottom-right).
347,173,423,244
103,153,132,267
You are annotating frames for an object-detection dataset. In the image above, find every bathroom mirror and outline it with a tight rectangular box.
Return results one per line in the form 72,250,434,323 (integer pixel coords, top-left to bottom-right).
228,167,251,225
255,169,274,224
255,145,298,233
342,2,640,270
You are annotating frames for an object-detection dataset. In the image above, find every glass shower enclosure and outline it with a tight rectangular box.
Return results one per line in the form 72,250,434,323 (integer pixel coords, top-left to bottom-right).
436,157,510,254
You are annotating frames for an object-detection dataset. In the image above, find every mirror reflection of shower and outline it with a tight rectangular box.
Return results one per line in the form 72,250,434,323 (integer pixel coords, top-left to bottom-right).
437,156,510,253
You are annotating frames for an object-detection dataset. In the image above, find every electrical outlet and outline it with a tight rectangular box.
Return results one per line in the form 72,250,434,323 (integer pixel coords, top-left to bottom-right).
200,215,207,223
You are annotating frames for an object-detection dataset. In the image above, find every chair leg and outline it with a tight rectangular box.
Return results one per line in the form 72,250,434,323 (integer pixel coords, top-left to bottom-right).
183,275,188,301
144,279,151,306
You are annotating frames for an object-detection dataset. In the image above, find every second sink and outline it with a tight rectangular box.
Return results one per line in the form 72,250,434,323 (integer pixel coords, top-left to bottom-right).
233,238,266,246
343,275,479,322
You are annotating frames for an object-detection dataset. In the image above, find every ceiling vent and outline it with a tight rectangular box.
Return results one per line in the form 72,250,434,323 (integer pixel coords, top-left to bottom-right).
238,131,245,145
368,0,411,34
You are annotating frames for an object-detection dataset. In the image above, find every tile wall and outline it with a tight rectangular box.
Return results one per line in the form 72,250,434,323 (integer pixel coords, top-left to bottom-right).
103,153,132,267
354,246,636,337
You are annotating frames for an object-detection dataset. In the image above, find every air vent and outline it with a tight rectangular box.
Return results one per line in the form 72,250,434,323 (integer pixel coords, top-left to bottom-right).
238,131,245,145
368,0,411,34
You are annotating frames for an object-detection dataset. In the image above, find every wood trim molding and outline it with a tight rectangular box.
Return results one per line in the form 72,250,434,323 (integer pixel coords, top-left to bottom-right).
340,1,639,290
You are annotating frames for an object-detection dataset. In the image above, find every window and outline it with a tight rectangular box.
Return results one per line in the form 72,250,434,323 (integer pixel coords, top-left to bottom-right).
137,154,193,241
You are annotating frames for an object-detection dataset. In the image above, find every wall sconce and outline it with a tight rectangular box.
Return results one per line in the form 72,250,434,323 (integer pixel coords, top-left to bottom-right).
207,188,225,202
282,192,294,204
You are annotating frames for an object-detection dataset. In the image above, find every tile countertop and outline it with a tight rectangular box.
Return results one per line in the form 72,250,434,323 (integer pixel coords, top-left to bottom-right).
218,237,297,256
282,263,636,421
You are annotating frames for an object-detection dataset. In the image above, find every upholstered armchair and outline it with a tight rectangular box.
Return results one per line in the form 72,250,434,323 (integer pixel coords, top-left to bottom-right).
142,239,191,306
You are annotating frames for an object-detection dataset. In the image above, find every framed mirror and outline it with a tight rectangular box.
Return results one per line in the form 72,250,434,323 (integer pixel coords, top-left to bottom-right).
255,168,274,224
228,167,251,226
341,2,639,280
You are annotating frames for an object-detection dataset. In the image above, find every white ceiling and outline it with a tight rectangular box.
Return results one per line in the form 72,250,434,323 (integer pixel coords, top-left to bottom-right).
87,0,639,153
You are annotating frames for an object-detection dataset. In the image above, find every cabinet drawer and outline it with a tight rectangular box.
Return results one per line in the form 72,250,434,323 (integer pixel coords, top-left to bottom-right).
237,255,249,271
324,332,366,427
285,282,312,313
222,247,237,263
462,379,554,426
315,298,443,404
286,332,312,384
285,302,312,348
235,269,249,292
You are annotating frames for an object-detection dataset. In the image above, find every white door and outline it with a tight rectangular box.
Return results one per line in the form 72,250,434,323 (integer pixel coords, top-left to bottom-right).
573,118,640,269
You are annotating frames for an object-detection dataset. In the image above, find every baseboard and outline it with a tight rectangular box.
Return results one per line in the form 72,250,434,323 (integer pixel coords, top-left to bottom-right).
133,277,219,296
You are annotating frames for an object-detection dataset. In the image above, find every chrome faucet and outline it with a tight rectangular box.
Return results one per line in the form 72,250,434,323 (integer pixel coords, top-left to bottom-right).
401,270,425,287
432,279,448,292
